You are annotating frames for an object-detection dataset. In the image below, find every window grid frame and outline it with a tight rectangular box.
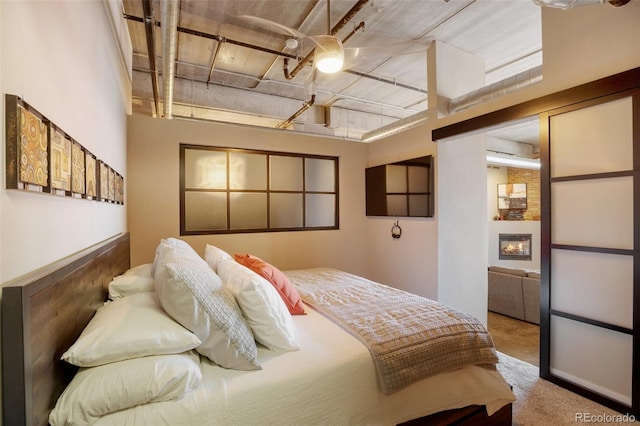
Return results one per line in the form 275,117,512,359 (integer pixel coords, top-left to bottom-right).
180,144,339,235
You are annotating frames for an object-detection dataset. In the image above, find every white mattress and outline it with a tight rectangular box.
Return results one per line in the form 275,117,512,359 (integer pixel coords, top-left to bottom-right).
95,302,515,425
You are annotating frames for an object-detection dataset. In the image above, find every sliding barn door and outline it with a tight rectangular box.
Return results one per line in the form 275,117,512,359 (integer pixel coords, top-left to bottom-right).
541,91,639,415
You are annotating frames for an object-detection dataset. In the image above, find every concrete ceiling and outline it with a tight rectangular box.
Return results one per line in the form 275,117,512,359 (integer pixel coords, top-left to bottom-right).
123,0,543,142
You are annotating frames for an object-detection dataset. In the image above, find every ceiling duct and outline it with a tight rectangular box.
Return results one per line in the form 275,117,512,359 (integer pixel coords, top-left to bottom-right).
532,0,629,9
160,0,179,119
141,0,160,117
360,110,428,143
448,65,543,114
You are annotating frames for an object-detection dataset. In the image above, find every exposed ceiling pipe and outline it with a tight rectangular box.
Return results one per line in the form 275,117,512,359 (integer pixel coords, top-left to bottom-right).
276,95,317,129
125,13,424,93
448,65,543,114
360,65,543,142
141,0,160,117
284,0,370,80
360,110,428,143
160,0,179,119
206,38,225,87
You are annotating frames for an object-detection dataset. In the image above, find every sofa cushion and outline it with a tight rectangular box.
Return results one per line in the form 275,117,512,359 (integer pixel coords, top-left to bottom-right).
488,266,528,277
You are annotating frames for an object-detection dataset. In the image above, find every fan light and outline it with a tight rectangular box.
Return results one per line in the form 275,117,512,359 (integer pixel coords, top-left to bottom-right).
314,35,344,73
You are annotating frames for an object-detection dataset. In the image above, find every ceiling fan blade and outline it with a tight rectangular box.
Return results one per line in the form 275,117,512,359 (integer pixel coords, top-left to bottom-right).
342,38,433,70
236,15,307,39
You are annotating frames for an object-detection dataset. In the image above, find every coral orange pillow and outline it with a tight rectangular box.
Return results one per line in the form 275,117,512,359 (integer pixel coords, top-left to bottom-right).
234,254,306,315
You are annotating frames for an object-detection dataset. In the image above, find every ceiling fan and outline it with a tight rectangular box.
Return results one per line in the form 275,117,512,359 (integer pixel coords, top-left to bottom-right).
237,0,431,76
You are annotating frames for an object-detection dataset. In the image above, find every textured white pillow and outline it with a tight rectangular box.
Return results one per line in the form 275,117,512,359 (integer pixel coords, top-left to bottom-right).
218,258,299,351
204,243,232,272
108,274,155,299
49,351,202,426
62,292,201,367
155,252,261,371
122,263,153,277
152,238,197,277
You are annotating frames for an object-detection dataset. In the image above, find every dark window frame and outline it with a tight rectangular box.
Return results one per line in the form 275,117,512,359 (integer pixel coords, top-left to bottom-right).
179,144,339,235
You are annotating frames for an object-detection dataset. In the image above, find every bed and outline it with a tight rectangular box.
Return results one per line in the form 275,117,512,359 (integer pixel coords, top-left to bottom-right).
1,234,514,425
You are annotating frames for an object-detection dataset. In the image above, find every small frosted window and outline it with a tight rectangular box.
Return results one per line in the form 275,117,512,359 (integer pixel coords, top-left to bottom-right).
305,158,335,192
270,156,303,191
185,192,227,231
409,195,429,216
408,166,428,193
229,152,267,190
270,193,303,228
305,194,335,227
184,149,227,189
230,193,267,229
386,165,407,193
387,195,408,216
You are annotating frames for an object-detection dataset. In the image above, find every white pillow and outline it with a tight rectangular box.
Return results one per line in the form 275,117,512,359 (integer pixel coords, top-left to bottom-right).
155,250,260,371
49,351,201,426
204,243,232,272
152,238,196,277
218,258,299,351
62,292,201,367
123,263,153,277
108,274,155,299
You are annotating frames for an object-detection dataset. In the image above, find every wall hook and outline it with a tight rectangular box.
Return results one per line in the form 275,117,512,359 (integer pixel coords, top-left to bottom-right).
391,220,402,239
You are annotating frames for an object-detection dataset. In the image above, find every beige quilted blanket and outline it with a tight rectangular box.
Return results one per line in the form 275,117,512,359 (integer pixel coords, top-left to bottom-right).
285,268,499,394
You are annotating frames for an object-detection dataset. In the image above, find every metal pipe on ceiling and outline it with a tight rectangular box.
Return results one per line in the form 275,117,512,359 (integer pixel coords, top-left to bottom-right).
141,0,160,117
284,0,370,80
160,0,179,119
124,12,424,94
448,65,543,114
276,94,317,129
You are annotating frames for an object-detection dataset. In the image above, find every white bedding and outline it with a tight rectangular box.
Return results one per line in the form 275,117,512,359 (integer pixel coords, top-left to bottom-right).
95,302,515,425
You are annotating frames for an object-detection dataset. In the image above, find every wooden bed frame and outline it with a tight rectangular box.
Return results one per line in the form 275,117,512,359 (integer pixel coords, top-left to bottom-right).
0,232,511,425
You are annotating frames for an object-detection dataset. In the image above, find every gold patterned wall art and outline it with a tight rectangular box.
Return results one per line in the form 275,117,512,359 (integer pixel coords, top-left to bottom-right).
99,160,109,201
108,167,115,201
5,94,124,205
71,141,85,195
49,124,71,192
85,153,97,198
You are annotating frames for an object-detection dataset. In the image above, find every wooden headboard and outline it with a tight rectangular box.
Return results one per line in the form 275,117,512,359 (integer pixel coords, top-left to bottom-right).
1,233,130,426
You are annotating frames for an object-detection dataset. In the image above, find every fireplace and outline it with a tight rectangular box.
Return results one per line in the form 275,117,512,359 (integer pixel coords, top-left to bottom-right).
499,233,532,260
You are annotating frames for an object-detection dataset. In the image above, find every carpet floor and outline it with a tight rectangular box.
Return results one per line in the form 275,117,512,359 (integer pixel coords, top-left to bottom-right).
496,352,636,425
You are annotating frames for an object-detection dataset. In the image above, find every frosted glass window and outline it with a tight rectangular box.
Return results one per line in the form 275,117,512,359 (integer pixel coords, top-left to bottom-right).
387,195,408,216
550,97,633,178
270,193,303,228
551,249,633,328
409,195,429,217
270,156,302,191
408,166,428,193
550,316,632,405
184,149,227,189
551,177,633,249
185,192,227,231
181,144,337,234
305,158,335,192
230,193,267,229
229,152,267,190
306,194,335,227
386,165,407,193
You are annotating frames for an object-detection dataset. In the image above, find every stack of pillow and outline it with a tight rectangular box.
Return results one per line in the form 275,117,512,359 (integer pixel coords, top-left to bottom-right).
50,237,304,424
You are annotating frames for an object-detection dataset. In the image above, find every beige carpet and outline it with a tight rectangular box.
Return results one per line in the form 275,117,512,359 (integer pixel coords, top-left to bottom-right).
496,352,637,425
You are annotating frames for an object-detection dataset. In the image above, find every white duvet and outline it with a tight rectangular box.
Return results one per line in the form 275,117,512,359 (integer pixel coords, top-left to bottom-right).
95,304,515,426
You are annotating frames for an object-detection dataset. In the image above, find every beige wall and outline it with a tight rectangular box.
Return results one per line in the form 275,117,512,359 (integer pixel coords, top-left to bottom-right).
366,125,438,299
127,115,370,277
0,1,130,283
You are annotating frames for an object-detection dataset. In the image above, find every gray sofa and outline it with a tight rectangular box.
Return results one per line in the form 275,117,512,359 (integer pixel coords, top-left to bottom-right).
488,266,540,324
